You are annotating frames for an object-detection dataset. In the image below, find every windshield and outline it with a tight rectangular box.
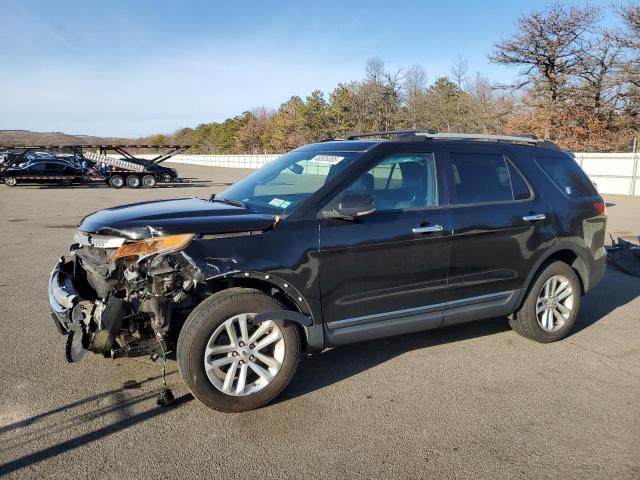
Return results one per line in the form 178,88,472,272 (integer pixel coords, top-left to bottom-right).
216,149,364,213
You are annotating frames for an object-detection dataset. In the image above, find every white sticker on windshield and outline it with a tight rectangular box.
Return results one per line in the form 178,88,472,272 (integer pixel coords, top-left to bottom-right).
310,154,344,164
268,198,286,208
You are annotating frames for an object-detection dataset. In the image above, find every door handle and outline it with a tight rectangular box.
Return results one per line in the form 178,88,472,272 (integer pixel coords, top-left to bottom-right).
522,213,546,222
412,225,444,234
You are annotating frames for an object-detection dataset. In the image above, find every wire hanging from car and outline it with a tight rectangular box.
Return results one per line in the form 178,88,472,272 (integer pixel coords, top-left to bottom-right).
155,334,175,407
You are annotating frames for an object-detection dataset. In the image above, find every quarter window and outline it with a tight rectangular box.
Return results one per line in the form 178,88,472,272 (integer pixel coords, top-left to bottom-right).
449,153,530,204
536,156,597,197
508,161,531,200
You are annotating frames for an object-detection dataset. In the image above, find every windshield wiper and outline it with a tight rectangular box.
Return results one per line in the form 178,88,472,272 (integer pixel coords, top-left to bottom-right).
208,194,246,209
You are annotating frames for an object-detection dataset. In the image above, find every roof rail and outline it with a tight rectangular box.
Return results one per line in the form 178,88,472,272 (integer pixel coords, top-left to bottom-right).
414,132,541,142
341,129,560,149
414,132,561,149
346,129,437,140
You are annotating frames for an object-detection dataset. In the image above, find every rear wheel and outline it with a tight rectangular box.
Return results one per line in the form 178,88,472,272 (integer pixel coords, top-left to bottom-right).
177,288,301,412
142,174,157,188
126,174,141,188
510,261,581,343
109,174,124,189
4,177,17,186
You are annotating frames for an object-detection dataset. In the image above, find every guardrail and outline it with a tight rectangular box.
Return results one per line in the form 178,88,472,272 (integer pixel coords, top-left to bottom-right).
130,151,640,196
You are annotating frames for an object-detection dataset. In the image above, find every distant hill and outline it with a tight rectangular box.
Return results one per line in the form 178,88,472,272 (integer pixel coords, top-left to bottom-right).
0,130,130,146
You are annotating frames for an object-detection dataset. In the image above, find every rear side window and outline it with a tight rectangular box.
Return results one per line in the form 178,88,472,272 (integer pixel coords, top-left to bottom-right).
449,153,530,204
537,156,597,197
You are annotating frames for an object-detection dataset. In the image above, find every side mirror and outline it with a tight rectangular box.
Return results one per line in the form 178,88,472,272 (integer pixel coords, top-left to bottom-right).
321,192,375,220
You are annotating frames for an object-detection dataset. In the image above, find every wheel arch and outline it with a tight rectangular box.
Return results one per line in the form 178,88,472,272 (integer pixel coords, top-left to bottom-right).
205,273,324,352
517,246,589,310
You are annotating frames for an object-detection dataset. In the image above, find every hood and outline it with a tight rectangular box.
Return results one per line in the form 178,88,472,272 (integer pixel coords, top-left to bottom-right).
78,197,276,239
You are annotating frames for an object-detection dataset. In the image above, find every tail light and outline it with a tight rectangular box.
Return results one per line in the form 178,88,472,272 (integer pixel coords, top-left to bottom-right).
593,200,607,217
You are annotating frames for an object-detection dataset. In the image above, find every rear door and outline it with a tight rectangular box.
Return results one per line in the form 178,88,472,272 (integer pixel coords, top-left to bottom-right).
444,146,555,325
319,147,452,345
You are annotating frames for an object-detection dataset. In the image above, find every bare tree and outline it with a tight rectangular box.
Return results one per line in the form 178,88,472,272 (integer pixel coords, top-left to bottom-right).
449,55,468,89
490,4,601,107
404,65,427,97
365,57,385,84
403,65,428,128
618,4,640,88
572,31,623,118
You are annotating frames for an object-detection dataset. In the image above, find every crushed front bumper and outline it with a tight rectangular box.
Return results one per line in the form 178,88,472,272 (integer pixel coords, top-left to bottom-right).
47,257,79,335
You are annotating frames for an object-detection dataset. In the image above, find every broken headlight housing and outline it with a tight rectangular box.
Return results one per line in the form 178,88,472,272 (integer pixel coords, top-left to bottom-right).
111,233,194,261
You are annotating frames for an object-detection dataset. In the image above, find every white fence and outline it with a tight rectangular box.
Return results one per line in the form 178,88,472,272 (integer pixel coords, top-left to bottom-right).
574,153,639,196
132,151,640,196
129,153,280,169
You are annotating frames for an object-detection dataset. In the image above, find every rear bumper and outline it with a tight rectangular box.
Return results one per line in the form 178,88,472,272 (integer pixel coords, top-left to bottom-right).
48,258,80,334
587,247,607,292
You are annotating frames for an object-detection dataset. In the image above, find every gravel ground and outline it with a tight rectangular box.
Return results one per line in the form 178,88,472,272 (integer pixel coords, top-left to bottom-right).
0,164,638,479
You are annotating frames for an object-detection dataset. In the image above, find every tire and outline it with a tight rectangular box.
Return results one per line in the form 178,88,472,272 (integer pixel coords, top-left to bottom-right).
510,261,581,343
109,174,125,189
126,174,141,188
142,174,157,188
61,179,72,186
177,288,301,412
4,177,17,186
161,173,173,183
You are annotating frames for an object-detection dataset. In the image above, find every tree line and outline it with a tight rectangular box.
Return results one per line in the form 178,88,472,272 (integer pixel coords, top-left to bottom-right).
145,3,640,153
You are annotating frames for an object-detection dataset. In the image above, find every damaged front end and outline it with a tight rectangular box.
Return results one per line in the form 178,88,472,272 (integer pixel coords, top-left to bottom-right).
48,229,199,363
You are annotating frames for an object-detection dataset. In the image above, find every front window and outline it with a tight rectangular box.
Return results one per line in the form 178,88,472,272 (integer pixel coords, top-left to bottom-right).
217,149,364,213
335,153,438,211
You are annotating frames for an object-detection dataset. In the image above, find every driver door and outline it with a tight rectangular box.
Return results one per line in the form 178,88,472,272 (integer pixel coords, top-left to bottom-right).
318,149,452,345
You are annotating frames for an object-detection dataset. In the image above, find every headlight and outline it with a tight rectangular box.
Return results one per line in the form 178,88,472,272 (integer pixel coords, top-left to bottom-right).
111,233,194,260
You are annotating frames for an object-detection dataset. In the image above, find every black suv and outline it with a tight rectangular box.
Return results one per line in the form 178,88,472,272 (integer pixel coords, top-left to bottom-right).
48,131,607,412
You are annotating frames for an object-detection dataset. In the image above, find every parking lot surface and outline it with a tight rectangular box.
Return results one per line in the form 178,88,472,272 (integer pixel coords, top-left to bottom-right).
0,164,639,479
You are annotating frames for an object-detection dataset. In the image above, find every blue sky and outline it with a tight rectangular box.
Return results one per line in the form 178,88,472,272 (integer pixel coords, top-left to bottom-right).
0,0,622,137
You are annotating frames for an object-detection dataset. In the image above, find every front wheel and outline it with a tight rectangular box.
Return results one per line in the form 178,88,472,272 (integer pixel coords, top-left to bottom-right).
4,177,17,186
160,172,173,183
510,261,581,343
177,288,301,412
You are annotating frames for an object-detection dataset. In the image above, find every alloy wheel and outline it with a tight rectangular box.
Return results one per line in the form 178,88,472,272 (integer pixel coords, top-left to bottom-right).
203,314,285,396
536,274,574,332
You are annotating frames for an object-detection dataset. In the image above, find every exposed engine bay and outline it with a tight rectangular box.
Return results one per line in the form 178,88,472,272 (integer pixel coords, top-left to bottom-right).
51,230,203,363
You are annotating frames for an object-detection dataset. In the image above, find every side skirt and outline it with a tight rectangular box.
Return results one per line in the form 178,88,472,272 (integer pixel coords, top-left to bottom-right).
325,290,520,347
